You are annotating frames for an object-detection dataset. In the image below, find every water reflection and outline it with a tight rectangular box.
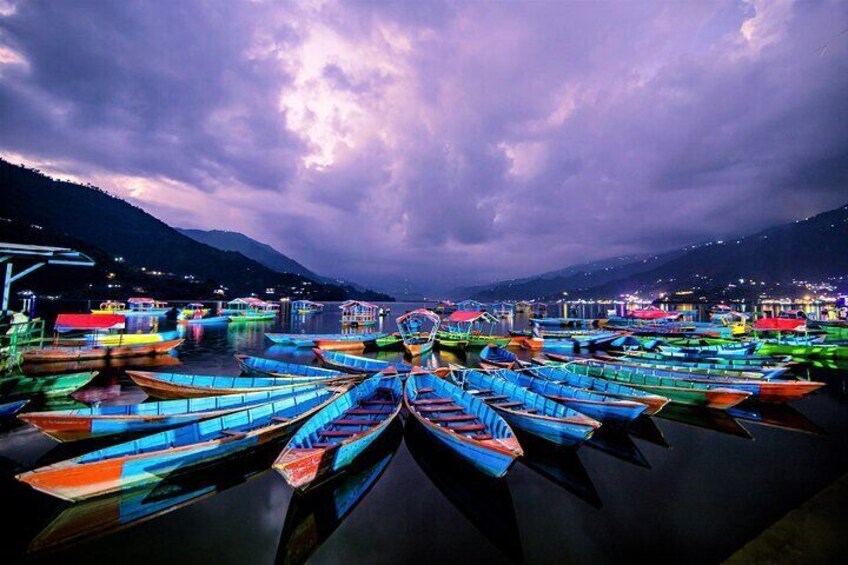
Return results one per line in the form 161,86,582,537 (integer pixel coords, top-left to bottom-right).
26,444,279,556
21,353,181,377
275,421,404,565
625,417,670,448
586,426,651,468
518,433,602,509
727,404,827,436
404,420,524,563
656,405,753,439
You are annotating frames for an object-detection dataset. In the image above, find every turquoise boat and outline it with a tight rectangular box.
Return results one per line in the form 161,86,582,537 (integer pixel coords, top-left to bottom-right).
235,354,349,380
16,386,345,501
274,372,403,490
491,368,648,424
450,368,600,446
20,386,328,442
404,372,523,477
479,344,522,370
526,364,670,415
127,371,355,400
313,348,414,374
265,333,387,347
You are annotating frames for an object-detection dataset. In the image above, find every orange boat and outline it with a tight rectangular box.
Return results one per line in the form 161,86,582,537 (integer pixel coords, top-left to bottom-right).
22,339,184,364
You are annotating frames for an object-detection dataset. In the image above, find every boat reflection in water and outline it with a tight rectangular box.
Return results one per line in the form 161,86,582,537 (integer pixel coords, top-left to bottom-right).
27,444,279,556
275,421,404,565
726,404,826,436
518,431,602,509
656,404,753,440
404,419,523,563
21,353,181,377
625,416,669,448
586,426,650,469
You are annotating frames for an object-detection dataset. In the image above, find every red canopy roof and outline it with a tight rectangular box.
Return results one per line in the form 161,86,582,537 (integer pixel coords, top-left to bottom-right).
55,314,126,332
755,317,805,331
449,311,489,323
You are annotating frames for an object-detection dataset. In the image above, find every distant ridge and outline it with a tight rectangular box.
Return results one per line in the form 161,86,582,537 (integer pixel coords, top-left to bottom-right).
179,228,390,300
465,204,848,301
0,159,392,301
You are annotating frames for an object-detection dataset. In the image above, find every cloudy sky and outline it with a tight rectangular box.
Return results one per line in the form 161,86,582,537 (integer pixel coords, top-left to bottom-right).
1,1,846,291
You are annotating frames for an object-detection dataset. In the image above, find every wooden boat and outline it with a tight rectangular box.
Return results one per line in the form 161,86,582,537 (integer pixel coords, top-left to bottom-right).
404,371,523,477
597,352,784,380
90,300,128,315
631,349,791,369
491,368,648,424
180,303,209,318
374,333,404,349
542,356,750,410
440,311,510,348
235,354,348,380
16,386,346,501
265,333,386,347
0,372,97,399
22,338,183,364
758,341,848,360
126,371,350,400
178,315,228,326
479,344,523,370
77,331,180,346
20,386,327,442
340,300,379,326
313,348,414,374
656,342,760,357
449,367,600,446
526,363,670,415
274,372,403,490
292,300,324,315
396,309,440,357
435,331,469,351
0,399,29,416
629,306,680,320
276,427,402,565
568,355,822,403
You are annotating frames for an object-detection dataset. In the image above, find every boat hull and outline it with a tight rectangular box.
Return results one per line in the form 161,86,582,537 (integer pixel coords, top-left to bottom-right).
22,339,183,364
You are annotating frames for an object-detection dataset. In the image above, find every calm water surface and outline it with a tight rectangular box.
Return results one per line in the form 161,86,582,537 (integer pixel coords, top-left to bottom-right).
2,302,848,564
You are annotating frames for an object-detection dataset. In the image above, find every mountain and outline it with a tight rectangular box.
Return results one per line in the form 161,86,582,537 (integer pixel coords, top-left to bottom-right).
0,159,392,301
467,203,848,301
179,228,390,300
178,228,322,280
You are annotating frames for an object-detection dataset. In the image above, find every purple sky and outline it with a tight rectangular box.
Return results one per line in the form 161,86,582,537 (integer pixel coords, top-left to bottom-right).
1,1,846,291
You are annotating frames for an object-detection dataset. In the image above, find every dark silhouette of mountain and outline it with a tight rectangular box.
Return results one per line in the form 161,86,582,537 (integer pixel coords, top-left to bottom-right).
178,228,389,300
178,228,320,279
467,204,848,300
0,159,392,301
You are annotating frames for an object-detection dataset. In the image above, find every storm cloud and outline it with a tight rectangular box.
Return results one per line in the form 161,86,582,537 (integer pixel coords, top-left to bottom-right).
1,0,846,290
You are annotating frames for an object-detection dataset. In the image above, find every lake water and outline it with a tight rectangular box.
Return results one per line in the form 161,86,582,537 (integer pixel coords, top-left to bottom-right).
2,302,848,564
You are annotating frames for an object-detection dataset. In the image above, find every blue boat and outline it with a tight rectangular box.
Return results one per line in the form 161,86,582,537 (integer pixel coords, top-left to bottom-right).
274,371,403,490
479,344,522,370
20,386,328,442
127,371,356,400
313,348,414,374
490,368,648,424
265,332,387,347
404,371,523,478
235,355,348,380
16,386,346,501
180,315,229,326
0,399,29,417
526,364,670,416
450,368,600,446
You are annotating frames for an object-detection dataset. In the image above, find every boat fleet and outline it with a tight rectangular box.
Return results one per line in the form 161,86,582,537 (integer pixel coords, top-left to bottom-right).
0,299,843,557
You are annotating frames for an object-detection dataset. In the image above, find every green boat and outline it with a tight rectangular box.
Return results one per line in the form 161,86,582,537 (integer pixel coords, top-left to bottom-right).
758,342,848,360
599,352,779,380
0,371,98,399
540,360,750,410
435,331,468,351
228,312,276,323
374,334,403,349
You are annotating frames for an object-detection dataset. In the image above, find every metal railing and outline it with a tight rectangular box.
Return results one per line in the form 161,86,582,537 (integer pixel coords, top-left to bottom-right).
1,317,45,375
